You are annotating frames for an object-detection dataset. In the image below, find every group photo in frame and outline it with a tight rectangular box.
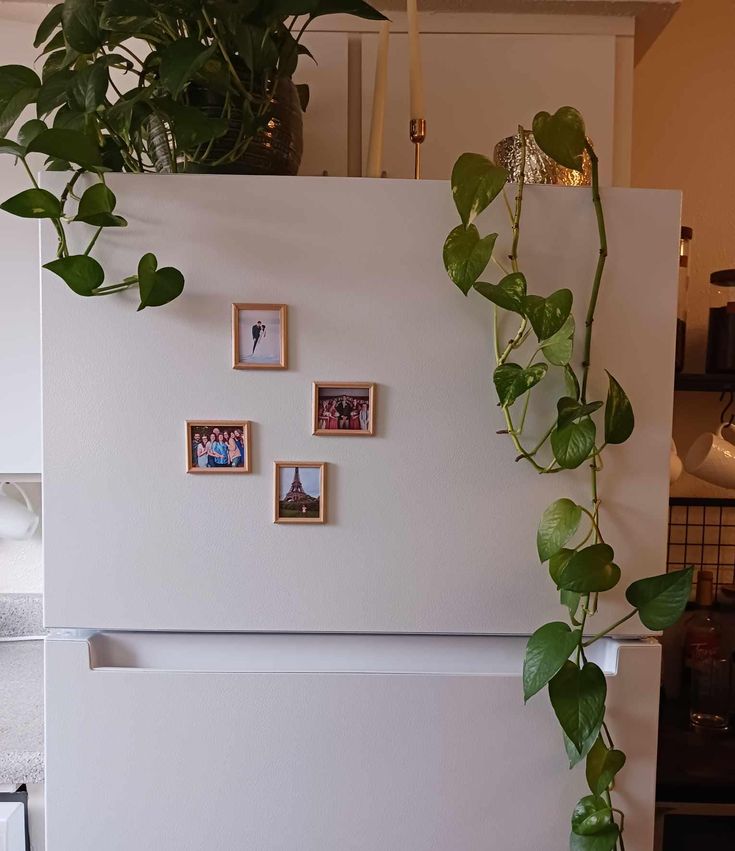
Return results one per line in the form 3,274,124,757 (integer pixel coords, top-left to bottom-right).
312,382,375,435
274,462,326,524
186,421,251,473
232,303,287,369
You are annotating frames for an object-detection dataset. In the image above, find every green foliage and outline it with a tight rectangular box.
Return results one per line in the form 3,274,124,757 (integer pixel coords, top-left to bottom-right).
549,661,606,755
586,737,626,797
537,498,582,562
442,106,693,851
451,153,508,227
551,417,596,469
625,566,694,630
524,289,573,341
0,0,387,313
523,621,580,702
443,225,497,295
571,795,613,836
604,372,634,445
44,254,104,295
532,106,587,172
474,272,526,314
493,362,547,408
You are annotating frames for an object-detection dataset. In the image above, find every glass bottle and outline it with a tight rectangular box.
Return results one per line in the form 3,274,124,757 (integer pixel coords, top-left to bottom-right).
675,227,692,373
706,269,735,373
683,571,721,692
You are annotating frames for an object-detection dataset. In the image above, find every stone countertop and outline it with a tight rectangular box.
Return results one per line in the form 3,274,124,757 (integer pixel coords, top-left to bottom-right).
0,595,44,784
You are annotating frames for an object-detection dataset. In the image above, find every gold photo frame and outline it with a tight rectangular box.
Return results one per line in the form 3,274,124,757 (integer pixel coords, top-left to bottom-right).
274,462,326,524
186,421,251,473
232,303,288,369
312,382,375,436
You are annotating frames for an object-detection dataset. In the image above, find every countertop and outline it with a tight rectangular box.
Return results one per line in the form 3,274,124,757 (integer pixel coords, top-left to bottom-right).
0,594,44,784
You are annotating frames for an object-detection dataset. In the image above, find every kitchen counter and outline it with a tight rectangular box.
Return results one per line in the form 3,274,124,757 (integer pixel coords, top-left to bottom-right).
0,595,44,784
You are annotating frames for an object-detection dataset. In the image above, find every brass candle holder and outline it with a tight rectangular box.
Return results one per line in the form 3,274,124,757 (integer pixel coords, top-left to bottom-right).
410,118,426,180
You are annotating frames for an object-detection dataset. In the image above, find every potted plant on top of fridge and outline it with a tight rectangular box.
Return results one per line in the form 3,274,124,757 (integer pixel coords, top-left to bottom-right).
0,0,387,310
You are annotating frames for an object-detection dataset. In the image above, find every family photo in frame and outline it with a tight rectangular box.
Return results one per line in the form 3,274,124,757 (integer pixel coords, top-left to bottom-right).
313,382,375,435
186,421,250,473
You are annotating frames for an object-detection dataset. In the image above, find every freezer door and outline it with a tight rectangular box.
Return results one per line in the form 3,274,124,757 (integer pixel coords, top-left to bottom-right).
46,635,660,851
42,176,680,634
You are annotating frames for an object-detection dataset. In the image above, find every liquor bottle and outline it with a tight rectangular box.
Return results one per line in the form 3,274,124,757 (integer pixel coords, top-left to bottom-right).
683,571,721,689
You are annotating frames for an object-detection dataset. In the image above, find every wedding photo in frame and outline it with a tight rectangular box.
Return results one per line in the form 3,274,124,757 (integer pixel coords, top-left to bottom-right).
274,462,326,524
232,303,288,369
186,421,251,473
312,382,375,436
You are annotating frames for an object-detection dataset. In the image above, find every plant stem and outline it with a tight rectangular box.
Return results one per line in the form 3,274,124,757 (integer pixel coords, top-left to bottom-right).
581,143,607,403
581,610,637,647
84,227,103,256
509,126,526,274
202,8,249,97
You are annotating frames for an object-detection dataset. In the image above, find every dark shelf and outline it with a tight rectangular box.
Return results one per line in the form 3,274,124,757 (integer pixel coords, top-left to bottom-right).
675,373,735,391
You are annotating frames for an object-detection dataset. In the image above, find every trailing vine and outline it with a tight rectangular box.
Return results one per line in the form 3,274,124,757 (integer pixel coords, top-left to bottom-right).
443,106,693,851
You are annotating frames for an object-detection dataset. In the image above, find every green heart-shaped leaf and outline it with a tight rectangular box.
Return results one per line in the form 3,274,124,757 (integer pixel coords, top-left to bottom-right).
67,61,109,114
525,289,573,341
537,497,582,562
159,38,217,98
555,544,621,594
541,315,575,365
493,362,547,408
557,397,603,430
474,272,526,314
44,254,104,295
571,795,613,836
561,590,582,626
137,252,185,311
523,621,580,702
0,137,24,157
569,826,620,851
551,417,596,469
450,153,508,227
532,106,587,172
34,4,63,48
1,187,61,218
26,128,102,168
604,371,634,445
443,225,497,295
549,660,606,754
625,566,693,630
564,365,581,401
74,182,127,227
0,64,41,136
586,736,626,796
100,0,156,32
549,548,574,588
62,0,102,53
564,721,603,769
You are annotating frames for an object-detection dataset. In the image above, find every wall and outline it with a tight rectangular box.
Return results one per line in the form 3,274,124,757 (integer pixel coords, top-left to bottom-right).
632,0,735,498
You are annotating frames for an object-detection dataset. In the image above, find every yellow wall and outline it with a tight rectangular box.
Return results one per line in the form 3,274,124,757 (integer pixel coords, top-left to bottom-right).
634,0,735,497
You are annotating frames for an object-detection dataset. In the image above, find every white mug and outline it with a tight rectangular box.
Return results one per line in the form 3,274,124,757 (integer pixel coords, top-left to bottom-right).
670,439,683,484
685,424,735,489
0,483,39,540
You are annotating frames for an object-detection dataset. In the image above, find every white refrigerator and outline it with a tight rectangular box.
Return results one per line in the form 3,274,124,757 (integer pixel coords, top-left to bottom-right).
41,175,680,850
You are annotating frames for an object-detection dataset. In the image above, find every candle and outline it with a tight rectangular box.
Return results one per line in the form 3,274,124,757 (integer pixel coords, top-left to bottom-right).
406,0,425,120
366,22,390,178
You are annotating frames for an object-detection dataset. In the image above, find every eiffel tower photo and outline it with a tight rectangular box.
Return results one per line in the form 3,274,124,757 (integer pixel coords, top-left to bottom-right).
276,464,325,523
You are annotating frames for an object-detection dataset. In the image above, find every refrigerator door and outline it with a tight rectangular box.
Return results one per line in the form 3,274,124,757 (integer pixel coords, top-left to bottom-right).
41,176,680,634
46,634,660,851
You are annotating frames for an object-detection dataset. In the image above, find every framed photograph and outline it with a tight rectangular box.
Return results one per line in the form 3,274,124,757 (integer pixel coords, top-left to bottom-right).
274,462,326,524
232,303,287,369
312,382,375,436
186,421,250,473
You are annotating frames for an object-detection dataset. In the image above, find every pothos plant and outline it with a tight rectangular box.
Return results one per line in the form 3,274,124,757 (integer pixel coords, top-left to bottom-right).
0,0,385,310
443,106,692,851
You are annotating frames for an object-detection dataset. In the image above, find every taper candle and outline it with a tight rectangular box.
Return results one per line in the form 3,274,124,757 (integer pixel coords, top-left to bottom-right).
366,21,390,178
406,0,425,120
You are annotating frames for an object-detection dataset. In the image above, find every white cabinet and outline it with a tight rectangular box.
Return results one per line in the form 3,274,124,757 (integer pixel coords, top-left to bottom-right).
0,19,42,478
46,634,660,851
360,31,616,183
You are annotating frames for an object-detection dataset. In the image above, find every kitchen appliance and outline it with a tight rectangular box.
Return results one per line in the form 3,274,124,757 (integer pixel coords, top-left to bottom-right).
41,176,681,850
